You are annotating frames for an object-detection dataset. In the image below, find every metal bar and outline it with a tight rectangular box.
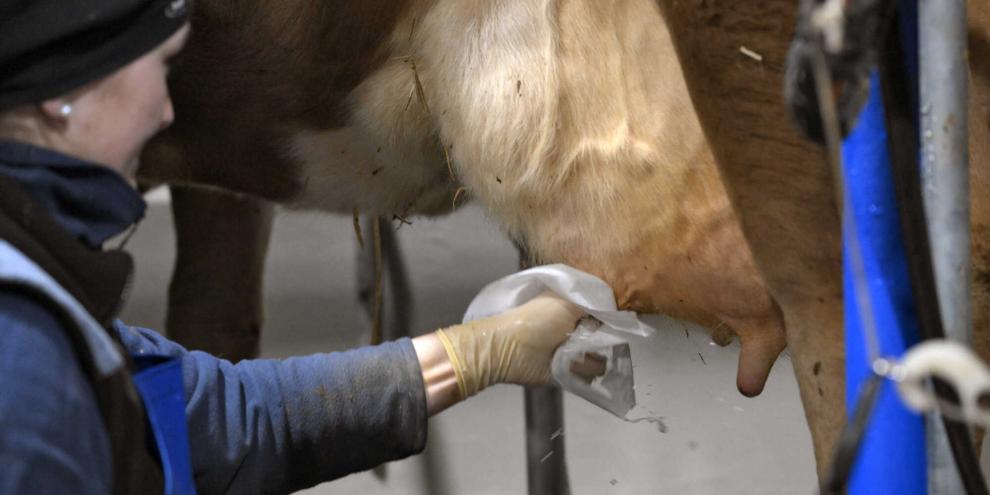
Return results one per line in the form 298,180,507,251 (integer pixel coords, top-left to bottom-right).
515,243,570,495
920,0,969,344
920,1,970,493
524,385,570,495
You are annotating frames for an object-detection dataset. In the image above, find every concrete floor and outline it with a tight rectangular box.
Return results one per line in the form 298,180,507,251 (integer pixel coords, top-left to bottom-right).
119,190,818,494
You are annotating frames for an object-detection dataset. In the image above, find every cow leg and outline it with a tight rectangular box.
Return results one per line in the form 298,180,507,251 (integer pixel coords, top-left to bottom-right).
656,0,844,477
166,185,274,361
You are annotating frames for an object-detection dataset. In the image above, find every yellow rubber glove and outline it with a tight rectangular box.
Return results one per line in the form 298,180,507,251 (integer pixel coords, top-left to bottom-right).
434,292,585,399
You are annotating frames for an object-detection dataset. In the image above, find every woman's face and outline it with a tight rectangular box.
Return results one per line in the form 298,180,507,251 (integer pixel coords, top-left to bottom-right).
67,25,190,179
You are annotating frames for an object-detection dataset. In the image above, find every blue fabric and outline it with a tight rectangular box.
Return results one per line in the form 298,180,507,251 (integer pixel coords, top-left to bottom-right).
0,292,112,495
0,240,125,377
843,73,926,494
0,275,429,495
116,323,428,494
0,143,429,494
0,139,145,247
133,356,198,495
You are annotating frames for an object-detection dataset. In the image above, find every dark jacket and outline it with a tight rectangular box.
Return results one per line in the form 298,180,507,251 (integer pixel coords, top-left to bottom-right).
0,140,428,494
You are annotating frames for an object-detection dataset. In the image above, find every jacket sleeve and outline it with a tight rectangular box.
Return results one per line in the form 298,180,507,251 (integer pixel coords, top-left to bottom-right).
115,321,429,495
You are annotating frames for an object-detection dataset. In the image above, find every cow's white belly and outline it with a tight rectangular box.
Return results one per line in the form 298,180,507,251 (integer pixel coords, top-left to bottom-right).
286,125,455,217
285,53,460,218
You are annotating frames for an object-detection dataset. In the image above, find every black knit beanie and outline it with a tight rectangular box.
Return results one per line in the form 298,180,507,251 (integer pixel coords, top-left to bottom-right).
0,0,190,110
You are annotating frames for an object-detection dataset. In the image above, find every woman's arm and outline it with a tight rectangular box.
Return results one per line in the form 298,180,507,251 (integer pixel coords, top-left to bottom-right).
116,323,428,494
115,292,584,493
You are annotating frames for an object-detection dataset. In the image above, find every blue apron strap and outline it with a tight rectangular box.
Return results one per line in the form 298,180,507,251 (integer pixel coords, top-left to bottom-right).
132,355,197,495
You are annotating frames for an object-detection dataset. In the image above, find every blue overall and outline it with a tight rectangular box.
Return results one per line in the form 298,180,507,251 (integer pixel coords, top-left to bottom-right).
133,356,197,495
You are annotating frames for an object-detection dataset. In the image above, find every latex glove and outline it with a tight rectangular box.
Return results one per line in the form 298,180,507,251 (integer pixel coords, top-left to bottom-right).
435,292,585,399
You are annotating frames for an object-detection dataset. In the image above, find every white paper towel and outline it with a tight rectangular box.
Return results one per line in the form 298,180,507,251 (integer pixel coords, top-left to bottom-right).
462,264,655,337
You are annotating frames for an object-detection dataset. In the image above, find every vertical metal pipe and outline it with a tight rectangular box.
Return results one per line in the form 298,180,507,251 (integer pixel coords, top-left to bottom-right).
515,244,570,495
920,0,970,356
524,386,570,495
920,1,970,493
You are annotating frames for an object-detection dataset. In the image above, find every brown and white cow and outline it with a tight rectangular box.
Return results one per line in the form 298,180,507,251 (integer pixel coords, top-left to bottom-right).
143,0,783,394
137,0,990,480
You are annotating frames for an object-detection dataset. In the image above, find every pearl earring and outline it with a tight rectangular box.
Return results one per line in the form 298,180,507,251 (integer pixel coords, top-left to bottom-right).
59,103,72,117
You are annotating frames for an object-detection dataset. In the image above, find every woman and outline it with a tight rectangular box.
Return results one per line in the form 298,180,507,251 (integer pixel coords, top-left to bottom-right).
0,1,584,493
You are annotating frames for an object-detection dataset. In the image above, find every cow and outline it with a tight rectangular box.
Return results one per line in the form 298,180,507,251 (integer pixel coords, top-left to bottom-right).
135,0,990,483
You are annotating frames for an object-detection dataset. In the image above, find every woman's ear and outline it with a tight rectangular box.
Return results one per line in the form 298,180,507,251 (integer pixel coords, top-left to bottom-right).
39,98,73,122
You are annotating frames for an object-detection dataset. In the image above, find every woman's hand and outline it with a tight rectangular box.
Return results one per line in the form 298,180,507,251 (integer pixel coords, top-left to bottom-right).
438,292,585,395
412,292,585,415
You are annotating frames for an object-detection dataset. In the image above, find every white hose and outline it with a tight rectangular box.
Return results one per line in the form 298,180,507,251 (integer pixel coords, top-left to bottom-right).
896,340,990,427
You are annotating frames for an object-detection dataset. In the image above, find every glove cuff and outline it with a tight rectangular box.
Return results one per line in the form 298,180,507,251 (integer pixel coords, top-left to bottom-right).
435,328,470,399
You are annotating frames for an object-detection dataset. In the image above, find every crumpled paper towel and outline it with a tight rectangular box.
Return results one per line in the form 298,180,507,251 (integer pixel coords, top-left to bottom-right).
463,264,655,337
463,264,655,417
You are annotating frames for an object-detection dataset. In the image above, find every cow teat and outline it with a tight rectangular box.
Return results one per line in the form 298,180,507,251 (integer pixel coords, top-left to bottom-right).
727,315,789,397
